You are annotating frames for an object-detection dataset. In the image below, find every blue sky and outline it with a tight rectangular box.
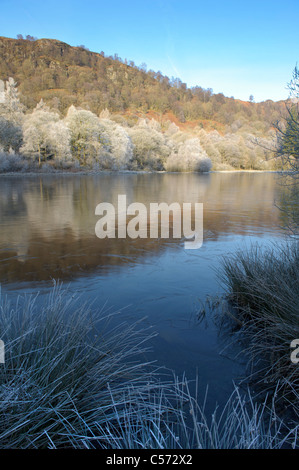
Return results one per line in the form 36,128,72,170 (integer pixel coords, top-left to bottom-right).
0,0,298,102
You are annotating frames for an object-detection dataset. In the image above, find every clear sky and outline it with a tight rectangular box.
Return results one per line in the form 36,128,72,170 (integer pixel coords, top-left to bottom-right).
0,0,298,102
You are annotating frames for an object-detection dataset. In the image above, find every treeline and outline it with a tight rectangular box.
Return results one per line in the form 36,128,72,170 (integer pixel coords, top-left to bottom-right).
0,78,280,172
0,36,286,130
0,78,212,172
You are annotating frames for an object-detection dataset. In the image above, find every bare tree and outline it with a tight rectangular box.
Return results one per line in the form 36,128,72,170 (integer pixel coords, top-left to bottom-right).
274,67,299,236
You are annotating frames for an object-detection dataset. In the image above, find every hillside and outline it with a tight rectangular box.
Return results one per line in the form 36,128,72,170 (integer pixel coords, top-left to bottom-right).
0,36,290,173
0,36,286,133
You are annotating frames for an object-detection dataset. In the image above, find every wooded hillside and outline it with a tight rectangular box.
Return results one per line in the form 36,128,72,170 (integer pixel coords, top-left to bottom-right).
0,36,286,133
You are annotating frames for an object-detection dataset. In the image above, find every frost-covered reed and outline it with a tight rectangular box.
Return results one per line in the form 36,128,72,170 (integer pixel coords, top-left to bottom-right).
218,241,299,404
0,284,297,449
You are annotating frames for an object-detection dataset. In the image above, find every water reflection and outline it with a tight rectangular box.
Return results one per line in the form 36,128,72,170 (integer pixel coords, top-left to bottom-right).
0,173,285,283
0,172,288,412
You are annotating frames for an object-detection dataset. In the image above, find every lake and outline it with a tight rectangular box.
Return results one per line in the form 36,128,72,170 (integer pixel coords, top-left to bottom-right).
0,172,287,410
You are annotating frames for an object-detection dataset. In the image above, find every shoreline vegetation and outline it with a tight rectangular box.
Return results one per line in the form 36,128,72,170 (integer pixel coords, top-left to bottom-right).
216,242,299,402
0,36,287,176
214,67,299,433
0,73,287,175
0,283,298,449
0,168,285,176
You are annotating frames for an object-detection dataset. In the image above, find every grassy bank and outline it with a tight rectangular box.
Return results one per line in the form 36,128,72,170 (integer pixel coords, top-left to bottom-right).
218,241,299,408
0,283,298,448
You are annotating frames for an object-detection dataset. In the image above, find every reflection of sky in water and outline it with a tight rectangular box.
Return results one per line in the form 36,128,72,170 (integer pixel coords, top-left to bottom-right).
0,173,287,411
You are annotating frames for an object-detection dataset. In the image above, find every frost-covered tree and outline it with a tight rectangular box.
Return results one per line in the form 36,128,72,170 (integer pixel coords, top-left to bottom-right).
216,135,243,168
166,137,212,172
147,118,161,132
65,106,109,165
21,103,61,166
99,118,133,169
0,117,23,153
99,108,111,119
165,121,180,136
47,120,72,165
196,130,223,168
0,80,4,104
0,78,25,152
0,78,25,123
195,128,272,170
128,119,172,170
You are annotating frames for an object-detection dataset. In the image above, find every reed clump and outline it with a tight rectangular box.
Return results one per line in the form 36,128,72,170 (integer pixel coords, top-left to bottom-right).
218,241,299,402
0,283,298,448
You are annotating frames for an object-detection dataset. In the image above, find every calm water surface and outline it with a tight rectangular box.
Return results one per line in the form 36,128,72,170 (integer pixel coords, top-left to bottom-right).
0,172,287,409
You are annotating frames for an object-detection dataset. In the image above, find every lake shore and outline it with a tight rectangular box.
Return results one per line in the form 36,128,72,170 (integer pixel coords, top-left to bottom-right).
0,168,284,177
